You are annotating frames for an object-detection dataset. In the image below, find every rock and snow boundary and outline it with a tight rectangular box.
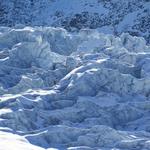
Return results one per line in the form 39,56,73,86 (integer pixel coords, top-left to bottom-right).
0,27,150,150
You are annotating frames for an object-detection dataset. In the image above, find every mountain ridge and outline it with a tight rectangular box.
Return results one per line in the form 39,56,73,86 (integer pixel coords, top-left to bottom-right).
0,0,149,43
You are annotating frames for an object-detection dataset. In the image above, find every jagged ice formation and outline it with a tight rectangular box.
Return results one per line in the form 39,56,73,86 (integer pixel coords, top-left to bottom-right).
0,27,150,150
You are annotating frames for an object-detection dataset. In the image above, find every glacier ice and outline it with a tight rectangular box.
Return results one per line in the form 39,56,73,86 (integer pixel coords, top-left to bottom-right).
0,27,150,150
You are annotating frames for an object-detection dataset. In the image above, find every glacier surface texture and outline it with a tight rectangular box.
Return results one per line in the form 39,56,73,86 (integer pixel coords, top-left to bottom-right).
0,27,150,150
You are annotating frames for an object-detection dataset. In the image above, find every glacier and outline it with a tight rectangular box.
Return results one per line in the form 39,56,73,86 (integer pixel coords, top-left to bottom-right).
0,27,150,150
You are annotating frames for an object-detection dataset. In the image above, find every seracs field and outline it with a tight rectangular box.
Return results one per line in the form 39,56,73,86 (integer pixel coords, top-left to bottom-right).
0,27,150,149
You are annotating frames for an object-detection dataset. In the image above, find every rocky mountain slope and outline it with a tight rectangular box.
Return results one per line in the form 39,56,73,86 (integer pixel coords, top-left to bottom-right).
0,27,150,149
0,0,149,43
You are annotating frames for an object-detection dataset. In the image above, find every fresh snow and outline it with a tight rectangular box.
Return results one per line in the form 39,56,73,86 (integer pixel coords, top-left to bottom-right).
0,131,45,150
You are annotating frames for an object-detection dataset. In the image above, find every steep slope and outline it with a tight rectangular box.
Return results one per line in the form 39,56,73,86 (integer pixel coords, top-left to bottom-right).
0,0,149,43
0,27,150,149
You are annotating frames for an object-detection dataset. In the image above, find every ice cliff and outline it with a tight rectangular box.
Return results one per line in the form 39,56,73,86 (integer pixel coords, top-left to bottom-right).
0,27,150,150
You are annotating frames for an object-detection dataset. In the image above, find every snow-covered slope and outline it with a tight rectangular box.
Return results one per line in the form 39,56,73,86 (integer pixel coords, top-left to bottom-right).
0,0,150,43
0,131,45,150
0,27,150,149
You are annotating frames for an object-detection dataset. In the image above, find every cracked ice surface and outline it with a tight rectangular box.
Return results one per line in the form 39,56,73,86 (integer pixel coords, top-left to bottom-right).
0,27,150,150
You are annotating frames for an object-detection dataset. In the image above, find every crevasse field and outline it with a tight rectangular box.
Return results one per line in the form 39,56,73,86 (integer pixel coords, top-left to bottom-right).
0,26,150,150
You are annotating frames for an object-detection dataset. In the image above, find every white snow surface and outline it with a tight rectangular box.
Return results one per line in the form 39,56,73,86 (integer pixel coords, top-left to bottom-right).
0,27,150,150
0,131,45,150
